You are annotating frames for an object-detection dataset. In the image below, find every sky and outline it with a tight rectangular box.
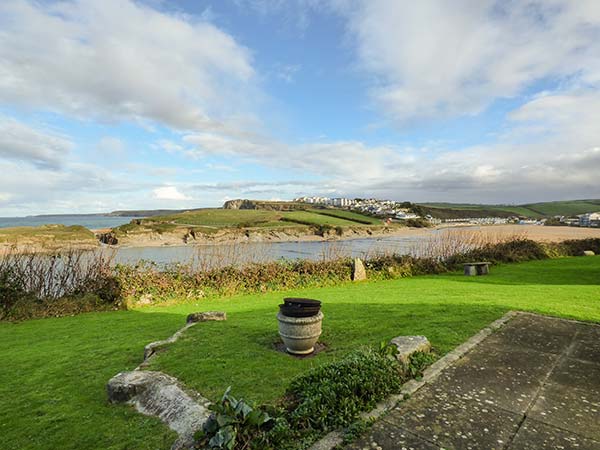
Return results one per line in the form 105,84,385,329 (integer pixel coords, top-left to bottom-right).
1,0,599,216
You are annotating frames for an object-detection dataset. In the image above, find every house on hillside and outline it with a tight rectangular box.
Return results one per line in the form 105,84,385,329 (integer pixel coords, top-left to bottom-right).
578,212,600,227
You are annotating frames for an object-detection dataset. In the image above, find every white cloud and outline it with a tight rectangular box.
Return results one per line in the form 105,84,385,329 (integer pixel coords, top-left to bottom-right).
0,0,255,131
0,117,73,168
152,186,191,201
336,0,600,122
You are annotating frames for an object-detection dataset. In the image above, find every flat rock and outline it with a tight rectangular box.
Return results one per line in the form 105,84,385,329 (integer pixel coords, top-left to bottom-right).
107,371,211,449
583,250,596,256
352,258,367,281
186,311,227,323
389,335,431,364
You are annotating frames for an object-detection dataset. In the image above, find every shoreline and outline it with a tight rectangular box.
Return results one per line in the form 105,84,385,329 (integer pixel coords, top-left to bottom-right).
2,224,599,255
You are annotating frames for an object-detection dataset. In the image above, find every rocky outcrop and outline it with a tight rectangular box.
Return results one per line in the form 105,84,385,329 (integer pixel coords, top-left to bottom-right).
97,231,118,245
223,199,257,210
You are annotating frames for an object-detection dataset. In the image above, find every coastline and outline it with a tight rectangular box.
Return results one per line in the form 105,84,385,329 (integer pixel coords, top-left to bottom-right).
2,223,600,255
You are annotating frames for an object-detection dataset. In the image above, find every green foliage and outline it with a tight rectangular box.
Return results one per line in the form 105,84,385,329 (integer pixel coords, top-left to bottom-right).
406,351,438,380
195,387,275,450
286,348,404,431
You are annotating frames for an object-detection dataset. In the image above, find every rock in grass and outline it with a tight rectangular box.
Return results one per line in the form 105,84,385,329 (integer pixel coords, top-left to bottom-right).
583,250,595,256
389,335,431,364
107,371,210,449
186,311,227,323
352,258,367,281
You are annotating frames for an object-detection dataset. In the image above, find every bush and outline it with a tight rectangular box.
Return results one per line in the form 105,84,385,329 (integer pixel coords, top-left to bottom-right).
286,348,403,431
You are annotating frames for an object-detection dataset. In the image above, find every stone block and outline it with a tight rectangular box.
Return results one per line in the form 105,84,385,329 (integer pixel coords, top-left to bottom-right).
352,258,367,281
390,335,431,364
186,311,227,323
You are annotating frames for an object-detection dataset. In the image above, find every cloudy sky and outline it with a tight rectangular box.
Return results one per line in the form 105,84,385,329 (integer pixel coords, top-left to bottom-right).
1,0,599,215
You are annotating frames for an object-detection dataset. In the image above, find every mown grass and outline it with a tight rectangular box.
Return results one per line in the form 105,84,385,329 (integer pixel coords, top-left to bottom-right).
1,256,599,449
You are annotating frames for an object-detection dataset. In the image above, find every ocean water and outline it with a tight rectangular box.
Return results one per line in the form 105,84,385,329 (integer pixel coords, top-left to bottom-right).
0,215,136,230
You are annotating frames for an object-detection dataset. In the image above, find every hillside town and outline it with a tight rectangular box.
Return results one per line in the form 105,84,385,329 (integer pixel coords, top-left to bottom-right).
294,196,600,228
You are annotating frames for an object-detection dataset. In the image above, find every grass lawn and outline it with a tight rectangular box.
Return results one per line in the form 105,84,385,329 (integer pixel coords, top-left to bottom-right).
1,256,599,449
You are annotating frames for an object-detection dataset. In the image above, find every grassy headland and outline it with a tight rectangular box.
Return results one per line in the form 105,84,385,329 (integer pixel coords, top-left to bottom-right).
419,198,600,219
0,224,98,252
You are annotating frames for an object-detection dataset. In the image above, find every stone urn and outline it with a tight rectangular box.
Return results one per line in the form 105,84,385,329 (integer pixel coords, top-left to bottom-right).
277,298,323,355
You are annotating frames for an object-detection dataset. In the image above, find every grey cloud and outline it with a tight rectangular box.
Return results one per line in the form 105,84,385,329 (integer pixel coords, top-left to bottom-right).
0,118,73,169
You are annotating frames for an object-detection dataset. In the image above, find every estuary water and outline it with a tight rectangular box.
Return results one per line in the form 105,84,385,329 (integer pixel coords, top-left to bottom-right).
0,215,137,230
108,233,435,267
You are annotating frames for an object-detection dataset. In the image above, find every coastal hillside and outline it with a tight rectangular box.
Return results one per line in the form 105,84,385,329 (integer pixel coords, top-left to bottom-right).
105,207,389,246
418,199,600,219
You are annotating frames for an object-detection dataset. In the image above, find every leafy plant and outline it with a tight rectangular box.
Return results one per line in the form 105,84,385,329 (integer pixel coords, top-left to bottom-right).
377,340,399,359
195,387,274,449
286,348,403,431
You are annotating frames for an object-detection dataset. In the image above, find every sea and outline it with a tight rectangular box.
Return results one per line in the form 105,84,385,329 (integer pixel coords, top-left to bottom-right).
0,215,137,230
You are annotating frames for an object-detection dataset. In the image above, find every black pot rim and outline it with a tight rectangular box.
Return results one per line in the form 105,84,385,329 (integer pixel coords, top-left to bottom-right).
283,297,322,307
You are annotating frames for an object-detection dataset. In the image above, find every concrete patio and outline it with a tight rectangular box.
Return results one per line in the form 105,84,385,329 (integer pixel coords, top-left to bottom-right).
346,313,600,450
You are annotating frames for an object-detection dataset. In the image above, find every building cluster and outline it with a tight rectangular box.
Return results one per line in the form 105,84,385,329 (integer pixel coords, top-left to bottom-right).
294,196,421,220
574,212,600,227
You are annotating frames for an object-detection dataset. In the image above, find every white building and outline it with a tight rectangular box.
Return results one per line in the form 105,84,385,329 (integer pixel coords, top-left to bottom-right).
579,212,600,227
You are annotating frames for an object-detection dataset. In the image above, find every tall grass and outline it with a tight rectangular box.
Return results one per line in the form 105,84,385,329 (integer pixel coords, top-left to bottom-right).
0,247,121,320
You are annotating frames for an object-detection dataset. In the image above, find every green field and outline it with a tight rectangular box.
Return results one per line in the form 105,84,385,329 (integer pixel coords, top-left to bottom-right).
0,224,97,245
132,208,381,231
420,199,600,219
1,256,599,449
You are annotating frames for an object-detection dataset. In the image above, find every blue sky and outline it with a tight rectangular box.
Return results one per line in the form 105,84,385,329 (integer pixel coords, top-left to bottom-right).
1,0,599,215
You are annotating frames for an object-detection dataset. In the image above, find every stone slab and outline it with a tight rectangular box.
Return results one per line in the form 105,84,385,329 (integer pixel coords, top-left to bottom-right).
548,357,600,395
345,422,439,450
390,335,431,364
352,258,367,281
186,311,227,323
430,343,557,413
484,314,576,355
382,386,522,450
529,382,600,441
569,338,600,365
509,418,600,450
107,371,211,449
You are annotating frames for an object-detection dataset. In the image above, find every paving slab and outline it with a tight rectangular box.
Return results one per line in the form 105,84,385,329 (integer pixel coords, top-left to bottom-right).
569,338,600,364
509,418,600,450
483,314,576,355
344,422,439,450
382,386,521,450
549,357,600,395
529,382,600,441
431,343,557,413
344,313,600,450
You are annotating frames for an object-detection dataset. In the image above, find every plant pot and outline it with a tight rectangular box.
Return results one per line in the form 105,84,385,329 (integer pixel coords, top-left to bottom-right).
279,298,322,317
277,311,323,355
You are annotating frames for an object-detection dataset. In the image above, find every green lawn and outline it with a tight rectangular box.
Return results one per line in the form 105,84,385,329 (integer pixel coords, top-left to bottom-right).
1,256,599,449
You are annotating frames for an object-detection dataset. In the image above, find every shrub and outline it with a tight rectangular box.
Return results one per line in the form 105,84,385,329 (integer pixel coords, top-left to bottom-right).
286,348,404,431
